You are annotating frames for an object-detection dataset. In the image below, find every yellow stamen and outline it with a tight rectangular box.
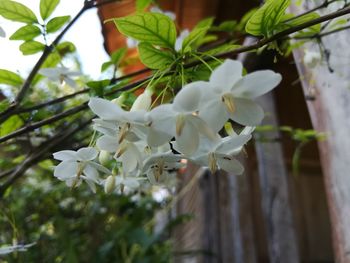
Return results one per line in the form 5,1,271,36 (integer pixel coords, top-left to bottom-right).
222,93,236,114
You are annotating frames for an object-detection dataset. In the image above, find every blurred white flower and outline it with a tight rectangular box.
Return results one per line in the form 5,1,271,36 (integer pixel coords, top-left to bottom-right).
53,147,110,193
126,37,139,48
0,243,35,255
303,50,322,68
39,67,81,88
175,29,190,51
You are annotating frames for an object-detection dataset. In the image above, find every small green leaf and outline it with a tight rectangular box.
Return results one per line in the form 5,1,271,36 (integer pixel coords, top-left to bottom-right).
111,47,127,64
56,41,76,55
194,17,214,30
111,13,177,49
10,24,41,41
213,20,237,32
0,115,24,137
136,0,153,11
40,0,59,20
0,69,23,86
138,42,174,69
19,41,45,55
46,15,70,33
182,27,209,52
101,61,113,72
246,0,291,37
0,0,38,23
280,12,320,34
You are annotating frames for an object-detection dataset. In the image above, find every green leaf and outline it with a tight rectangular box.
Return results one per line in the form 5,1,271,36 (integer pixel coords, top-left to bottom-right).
181,27,209,52
19,41,45,55
56,41,76,55
0,69,23,86
246,0,291,37
46,15,70,33
40,0,59,20
101,61,113,72
193,17,214,31
280,12,320,34
87,79,111,97
10,24,41,41
111,47,127,64
211,20,237,32
0,115,24,137
111,13,177,49
0,0,38,23
136,0,153,11
138,42,174,69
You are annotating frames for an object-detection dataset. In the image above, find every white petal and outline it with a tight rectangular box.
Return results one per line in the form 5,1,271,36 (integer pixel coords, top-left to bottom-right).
187,115,217,141
96,135,119,152
199,100,229,132
147,127,173,147
173,82,205,112
54,161,78,180
124,177,140,189
63,77,77,88
89,161,112,174
217,155,244,175
175,120,199,156
83,164,99,182
77,147,98,161
210,60,243,91
85,179,97,193
216,135,251,154
230,98,264,126
53,150,78,161
121,144,140,173
88,97,125,120
0,26,6,38
233,70,282,99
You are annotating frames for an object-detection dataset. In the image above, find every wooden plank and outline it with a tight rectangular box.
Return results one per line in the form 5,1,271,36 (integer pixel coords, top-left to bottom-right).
254,93,300,263
289,3,350,262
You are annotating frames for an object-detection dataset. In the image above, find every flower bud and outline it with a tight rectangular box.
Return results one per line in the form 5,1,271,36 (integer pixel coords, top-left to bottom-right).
99,150,111,166
130,89,153,111
104,175,116,194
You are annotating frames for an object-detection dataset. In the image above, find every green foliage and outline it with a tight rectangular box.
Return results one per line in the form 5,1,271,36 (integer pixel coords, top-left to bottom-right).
19,41,45,55
101,48,127,72
9,24,41,41
46,15,71,33
246,0,291,37
0,0,38,24
138,42,174,69
211,20,237,32
0,176,184,262
0,69,23,86
87,79,112,97
0,115,24,136
111,13,177,49
279,12,321,35
182,27,209,53
40,0,60,20
136,0,153,11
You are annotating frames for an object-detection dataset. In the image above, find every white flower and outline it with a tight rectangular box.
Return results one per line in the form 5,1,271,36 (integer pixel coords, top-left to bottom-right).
0,26,6,38
197,59,282,130
103,174,141,194
303,50,321,68
142,153,185,185
53,147,110,192
150,6,176,21
192,132,252,174
39,67,80,88
175,29,190,52
148,82,216,155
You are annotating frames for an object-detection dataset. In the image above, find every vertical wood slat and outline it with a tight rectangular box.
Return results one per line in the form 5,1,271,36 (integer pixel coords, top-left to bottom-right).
254,93,300,263
290,3,350,262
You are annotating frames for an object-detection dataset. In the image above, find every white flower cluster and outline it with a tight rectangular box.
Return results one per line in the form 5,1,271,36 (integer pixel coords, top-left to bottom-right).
53,59,282,193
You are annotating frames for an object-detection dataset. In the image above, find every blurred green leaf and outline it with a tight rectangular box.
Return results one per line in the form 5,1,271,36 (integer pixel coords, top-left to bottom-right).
0,115,23,136
0,0,38,23
40,0,59,20
19,41,45,55
10,24,41,41
0,69,23,86
136,0,153,11
46,15,70,33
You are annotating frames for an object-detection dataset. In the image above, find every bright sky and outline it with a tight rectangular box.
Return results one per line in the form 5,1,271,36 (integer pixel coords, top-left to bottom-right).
0,0,109,79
